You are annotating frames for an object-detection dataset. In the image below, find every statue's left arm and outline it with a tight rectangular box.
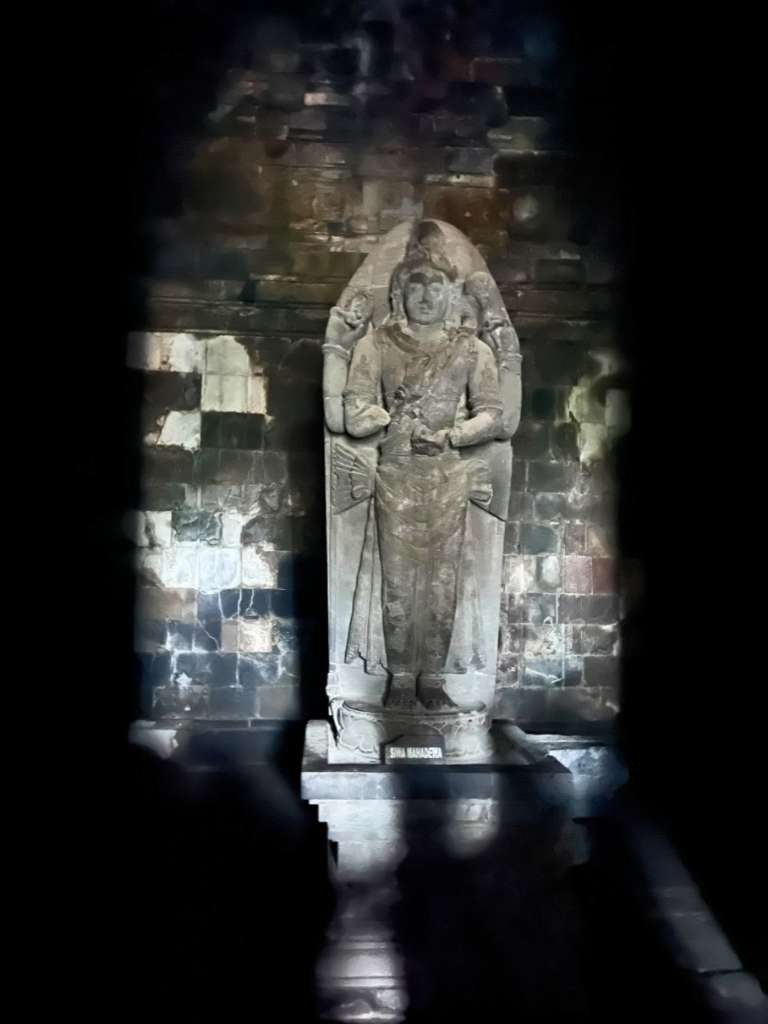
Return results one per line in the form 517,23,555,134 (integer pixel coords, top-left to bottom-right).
495,327,523,440
448,340,505,448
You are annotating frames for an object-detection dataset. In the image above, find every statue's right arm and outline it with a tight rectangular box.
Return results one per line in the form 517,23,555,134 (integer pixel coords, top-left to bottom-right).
343,333,391,438
323,351,348,433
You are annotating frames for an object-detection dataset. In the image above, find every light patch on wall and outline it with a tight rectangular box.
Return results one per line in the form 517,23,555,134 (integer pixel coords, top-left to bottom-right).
202,372,247,411
503,554,537,594
566,344,631,466
220,620,238,652
155,410,201,450
238,617,274,653
576,423,609,466
248,374,267,413
198,547,241,593
221,510,246,547
242,547,277,587
202,372,266,413
162,547,199,589
128,510,173,548
136,549,164,587
205,335,250,376
221,617,274,653
126,331,204,373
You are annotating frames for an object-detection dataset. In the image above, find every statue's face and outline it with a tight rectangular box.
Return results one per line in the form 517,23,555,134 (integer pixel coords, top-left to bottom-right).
404,269,449,326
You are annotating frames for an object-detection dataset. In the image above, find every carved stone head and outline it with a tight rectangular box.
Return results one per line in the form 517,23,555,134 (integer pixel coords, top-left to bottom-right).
389,220,462,328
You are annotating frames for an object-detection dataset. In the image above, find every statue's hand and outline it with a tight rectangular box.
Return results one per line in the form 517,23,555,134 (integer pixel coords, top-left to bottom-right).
368,407,391,430
411,423,448,455
325,306,370,353
484,319,518,358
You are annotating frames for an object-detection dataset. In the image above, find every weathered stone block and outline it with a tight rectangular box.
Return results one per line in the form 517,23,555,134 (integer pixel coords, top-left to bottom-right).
528,461,577,493
522,658,563,686
558,595,619,624
198,592,221,622
241,515,294,549
171,509,222,545
136,584,197,624
563,556,593,594
534,258,585,287
494,686,548,722
511,421,550,460
507,490,534,520
152,678,209,719
208,685,258,718
198,547,241,593
131,510,173,548
503,521,519,554
238,588,272,618
155,411,201,451
524,593,557,625
193,620,221,652
236,617,275,653
536,554,561,592
220,510,246,547
507,464,526,499
221,449,259,483
569,625,617,656
140,483,189,511
258,684,301,719
165,620,193,652
139,371,202,423
201,411,265,450
562,657,584,687
563,523,586,554
242,547,278,587
520,523,557,554
444,147,496,175
126,332,205,374
583,656,620,690
238,652,280,688
205,337,250,378
201,373,247,412
592,558,616,594
134,618,167,653
543,686,616,724
586,525,615,558
529,387,561,421
271,588,298,618
503,554,533,593
160,546,199,589
503,593,524,626
551,422,580,461
533,341,597,386
533,492,566,522
523,624,564,659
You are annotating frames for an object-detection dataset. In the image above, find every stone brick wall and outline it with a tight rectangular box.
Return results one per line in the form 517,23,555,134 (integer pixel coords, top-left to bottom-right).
130,3,627,730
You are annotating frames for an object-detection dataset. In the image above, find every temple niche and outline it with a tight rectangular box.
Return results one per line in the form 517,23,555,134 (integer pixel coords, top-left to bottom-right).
320,219,522,763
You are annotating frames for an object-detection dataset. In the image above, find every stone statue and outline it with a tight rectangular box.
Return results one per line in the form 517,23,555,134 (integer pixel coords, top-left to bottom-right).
322,220,522,761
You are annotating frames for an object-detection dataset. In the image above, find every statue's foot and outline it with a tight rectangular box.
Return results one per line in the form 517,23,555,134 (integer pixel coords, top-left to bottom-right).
418,677,458,712
383,675,419,710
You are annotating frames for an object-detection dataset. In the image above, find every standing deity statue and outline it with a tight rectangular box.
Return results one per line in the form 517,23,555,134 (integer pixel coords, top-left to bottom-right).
322,220,522,761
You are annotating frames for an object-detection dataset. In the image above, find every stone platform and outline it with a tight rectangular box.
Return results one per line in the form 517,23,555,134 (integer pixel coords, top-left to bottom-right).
301,720,615,1023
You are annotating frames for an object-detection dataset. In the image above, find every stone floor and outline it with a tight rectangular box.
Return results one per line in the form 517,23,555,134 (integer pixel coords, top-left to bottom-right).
121,721,766,1023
